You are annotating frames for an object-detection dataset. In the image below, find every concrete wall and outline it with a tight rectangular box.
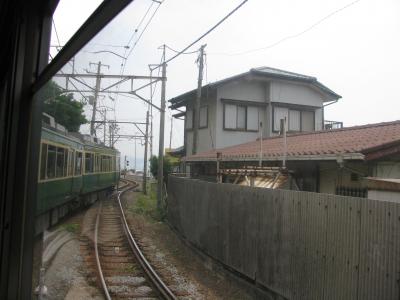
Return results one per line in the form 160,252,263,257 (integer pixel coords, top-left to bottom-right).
168,176,400,300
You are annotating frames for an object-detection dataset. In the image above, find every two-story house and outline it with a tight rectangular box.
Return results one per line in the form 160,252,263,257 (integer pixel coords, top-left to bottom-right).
169,67,341,156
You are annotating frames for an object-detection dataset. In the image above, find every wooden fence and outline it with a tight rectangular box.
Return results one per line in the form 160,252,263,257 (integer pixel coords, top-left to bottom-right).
167,176,400,300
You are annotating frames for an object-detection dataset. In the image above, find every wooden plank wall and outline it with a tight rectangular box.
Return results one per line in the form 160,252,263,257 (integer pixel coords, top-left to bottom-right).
167,176,400,300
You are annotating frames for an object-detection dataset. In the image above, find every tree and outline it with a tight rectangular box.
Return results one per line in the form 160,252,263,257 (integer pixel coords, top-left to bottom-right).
41,81,87,132
149,155,174,182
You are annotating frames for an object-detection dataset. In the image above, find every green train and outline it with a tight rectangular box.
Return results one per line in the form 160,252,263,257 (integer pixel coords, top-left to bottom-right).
36,116,120,233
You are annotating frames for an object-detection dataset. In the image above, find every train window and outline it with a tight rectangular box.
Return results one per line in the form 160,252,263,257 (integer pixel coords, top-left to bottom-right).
40,143,47,180
63,149,68,177
68,150,74,176
85,153,94,173
75,152,82,175
56,147,66,177
47,145,56,178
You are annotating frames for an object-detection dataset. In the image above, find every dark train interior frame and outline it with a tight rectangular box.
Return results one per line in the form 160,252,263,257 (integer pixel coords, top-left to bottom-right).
0,0,133,298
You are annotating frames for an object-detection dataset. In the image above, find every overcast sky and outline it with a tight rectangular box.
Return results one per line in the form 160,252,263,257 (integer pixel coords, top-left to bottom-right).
51,0,400,169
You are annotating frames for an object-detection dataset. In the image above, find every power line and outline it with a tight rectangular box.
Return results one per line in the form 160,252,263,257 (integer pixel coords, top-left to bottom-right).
126,1,155,47
52,19,62,49
151,0,248,71
164,45,199,55
125,0,164,61
210,0,362,56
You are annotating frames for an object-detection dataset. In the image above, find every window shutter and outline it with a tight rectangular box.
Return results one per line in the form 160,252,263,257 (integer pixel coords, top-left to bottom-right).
247,106,259,130
301,110,314,131
237,105,246,129
274,107,288,131
289,110,300,131
224,104,237,129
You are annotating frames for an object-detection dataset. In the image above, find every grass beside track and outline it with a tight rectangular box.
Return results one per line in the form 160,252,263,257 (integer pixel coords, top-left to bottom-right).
128,182,165,222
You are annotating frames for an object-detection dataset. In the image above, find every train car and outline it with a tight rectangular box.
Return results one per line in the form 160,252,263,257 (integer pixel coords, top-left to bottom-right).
36,115,120,233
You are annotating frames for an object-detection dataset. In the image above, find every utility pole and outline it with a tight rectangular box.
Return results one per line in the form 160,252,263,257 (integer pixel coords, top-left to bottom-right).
103,109,107,144
109,124,112,147
89,61,109,136
192,44,206,155
134,138,137,172
157,45,167,210
143,111,149,194
148,65,154,157
124,155,127,179
169,116,173,149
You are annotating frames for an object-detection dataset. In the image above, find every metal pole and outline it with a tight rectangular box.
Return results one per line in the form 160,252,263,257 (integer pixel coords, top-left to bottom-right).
192,44,206,155
109,124,112,147
90,62,101,136
283,117,287,168
157,45,166,210
103,110,106,144
134,138,137,172
143,111,149,194
149,66,154,157
124,155,127,178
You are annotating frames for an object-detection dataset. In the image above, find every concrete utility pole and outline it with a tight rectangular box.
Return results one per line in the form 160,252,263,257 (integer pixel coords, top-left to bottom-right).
157,45,167,210
89,61,109,136
192,44,206,155
143,111,149,194
169,116,173,149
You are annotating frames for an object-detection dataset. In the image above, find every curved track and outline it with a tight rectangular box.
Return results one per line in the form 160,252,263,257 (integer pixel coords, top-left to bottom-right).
94,179,177,299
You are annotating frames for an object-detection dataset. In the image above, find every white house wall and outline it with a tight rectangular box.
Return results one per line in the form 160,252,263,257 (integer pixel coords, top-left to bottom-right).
215,80,267,149
270,80,326,107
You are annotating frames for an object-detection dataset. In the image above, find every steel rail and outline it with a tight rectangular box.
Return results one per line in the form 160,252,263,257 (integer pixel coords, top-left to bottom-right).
94,201,112,300
117,180,178,300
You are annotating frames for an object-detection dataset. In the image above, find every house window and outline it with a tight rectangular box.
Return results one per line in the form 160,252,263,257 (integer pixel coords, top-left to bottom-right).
273,107,288,131
185,109,193,129
274,106,315,132
224,103,259,131
237,105,246,129
301,110,314,131
289,110,301,131
199,106,208,128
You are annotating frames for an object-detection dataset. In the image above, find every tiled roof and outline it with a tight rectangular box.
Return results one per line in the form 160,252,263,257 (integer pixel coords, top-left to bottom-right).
185,120,400,162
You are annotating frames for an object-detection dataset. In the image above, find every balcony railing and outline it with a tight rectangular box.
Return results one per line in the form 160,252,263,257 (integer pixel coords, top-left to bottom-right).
324,120,343,130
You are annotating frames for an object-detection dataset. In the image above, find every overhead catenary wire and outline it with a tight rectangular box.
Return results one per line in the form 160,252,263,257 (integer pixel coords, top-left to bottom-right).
125,0,164,61
164,45,199,55
125,1,155,47
150,0,248,71
209,0,361,56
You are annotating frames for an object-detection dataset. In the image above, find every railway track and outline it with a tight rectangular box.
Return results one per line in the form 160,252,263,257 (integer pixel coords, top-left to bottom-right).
93,180,177,299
